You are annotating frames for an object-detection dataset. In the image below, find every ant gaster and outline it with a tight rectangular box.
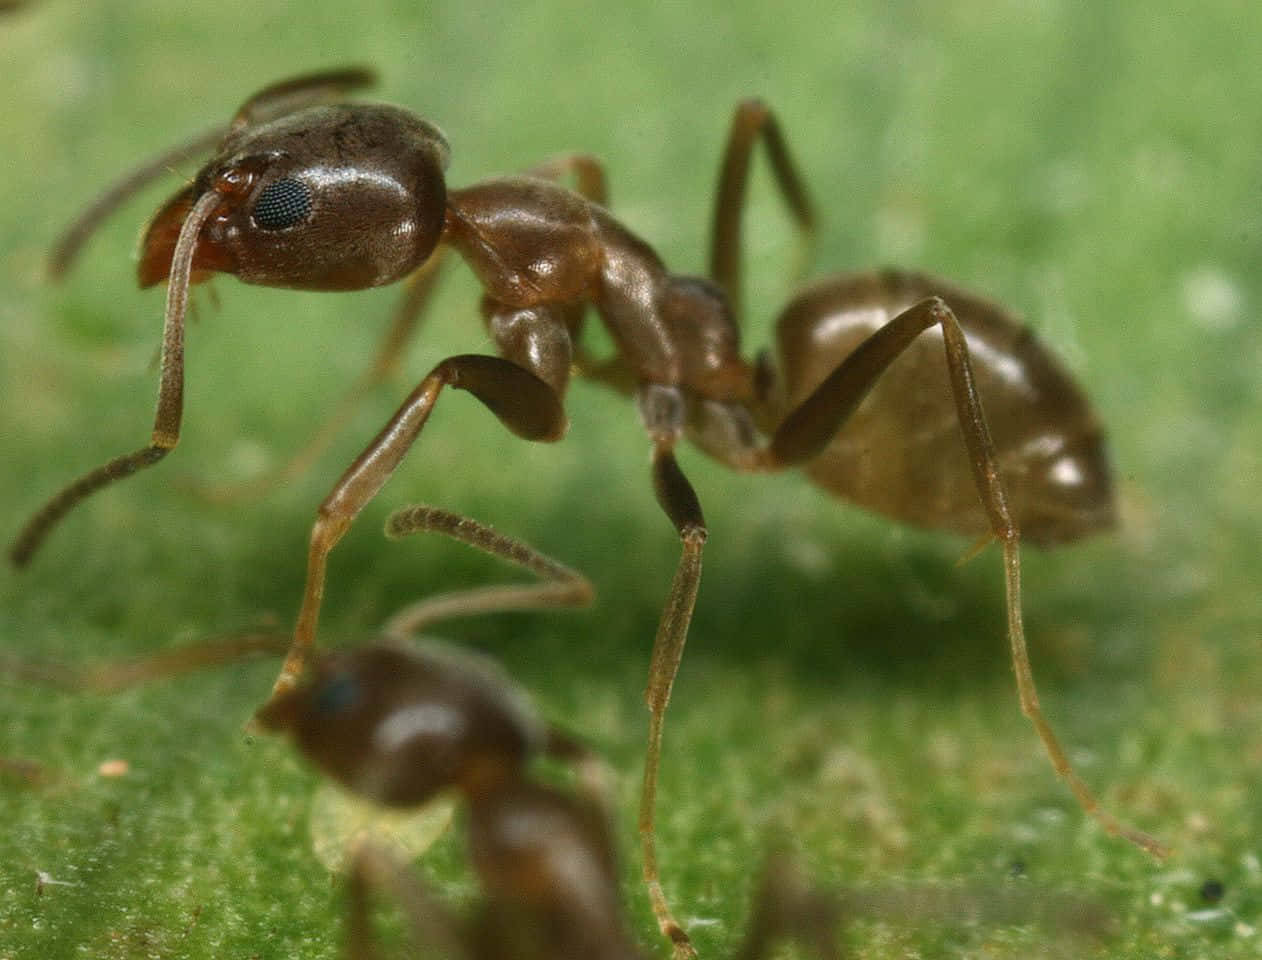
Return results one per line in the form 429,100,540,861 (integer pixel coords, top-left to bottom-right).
10,68,1164,955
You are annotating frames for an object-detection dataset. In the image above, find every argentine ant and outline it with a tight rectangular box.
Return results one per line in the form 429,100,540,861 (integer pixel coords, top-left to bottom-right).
254,570,847,960
5,505,1113,956
10,67,1163,956
261,632,1112,958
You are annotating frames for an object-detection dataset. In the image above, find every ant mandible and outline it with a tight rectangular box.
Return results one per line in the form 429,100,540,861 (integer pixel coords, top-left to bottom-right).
10,67,1164,956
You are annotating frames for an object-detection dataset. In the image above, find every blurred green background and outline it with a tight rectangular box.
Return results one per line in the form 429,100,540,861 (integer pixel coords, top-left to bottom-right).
2,1,1260,957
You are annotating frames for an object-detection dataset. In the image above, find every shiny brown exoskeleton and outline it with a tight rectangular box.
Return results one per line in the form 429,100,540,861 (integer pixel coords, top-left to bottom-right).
260,641,640,960
259,640,842,960
10,68,1163,956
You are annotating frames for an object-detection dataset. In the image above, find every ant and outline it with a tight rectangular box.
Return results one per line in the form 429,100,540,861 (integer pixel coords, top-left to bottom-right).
9,501,842,958
255,613,844,960
10,67,1165,956
4,506,1114,957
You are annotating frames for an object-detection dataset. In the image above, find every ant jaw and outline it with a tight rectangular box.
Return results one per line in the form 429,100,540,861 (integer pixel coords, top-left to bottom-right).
138,184,238,288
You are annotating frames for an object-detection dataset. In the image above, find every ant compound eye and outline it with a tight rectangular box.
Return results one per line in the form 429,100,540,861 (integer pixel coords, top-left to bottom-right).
314,672,360,716
251,177,312,231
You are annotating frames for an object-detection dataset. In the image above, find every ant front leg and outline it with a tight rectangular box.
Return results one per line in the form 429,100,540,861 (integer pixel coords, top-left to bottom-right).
206,154,606,506
637,384,707,960
761,296,1168,859
268,351,567,701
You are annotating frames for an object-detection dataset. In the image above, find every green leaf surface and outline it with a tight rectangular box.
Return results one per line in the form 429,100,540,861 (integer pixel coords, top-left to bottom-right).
2,2,1260,958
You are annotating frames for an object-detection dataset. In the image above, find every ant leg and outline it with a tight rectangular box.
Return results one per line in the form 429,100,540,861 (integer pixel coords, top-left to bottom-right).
48,125,226,279
10,189,223,569
7,515,584,698
710,100,816,321
380,504,593,636
638,388,707,960
733,856,843,960
523,153,609,206
763,297,1167,859
358,301,593,632
541,726,619,838
522,154,647,396
363,302,587,635
345,842,466,960
198,249,451,505
0,631,287,695
227,149,606,506
267,354,567,701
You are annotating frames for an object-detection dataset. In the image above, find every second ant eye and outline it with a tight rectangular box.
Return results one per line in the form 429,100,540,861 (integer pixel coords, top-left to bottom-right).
251,177,312,231
314,671,360,715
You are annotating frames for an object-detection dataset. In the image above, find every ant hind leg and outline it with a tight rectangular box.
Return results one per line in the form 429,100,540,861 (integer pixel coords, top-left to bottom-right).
761,295,1167,859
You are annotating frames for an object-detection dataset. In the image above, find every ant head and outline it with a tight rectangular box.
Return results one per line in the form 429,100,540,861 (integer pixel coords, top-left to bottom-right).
138,103,449,291
256,643,541,808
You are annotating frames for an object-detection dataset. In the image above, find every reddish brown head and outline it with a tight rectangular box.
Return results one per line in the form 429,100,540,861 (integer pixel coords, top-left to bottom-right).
255,643,542,808
139,103,449,291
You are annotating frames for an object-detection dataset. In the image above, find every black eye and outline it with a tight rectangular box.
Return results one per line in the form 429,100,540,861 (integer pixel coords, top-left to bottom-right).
314,672,360,716
252,177,312,231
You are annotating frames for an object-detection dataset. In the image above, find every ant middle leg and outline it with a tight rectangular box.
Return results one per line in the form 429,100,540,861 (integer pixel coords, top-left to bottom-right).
760,296,1168,859
636,385,709,960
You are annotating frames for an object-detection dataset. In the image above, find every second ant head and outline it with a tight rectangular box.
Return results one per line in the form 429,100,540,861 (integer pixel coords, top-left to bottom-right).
139,103,450,292
255,642,543,807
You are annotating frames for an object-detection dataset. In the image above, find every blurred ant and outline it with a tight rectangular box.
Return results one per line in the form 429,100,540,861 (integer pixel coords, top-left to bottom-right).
254,577,844,960
9,503,841,959
3,505,1118,958
10,67,1164,955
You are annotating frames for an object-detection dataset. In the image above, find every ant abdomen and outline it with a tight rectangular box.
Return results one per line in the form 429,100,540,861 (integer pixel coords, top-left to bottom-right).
768,269,1115,545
